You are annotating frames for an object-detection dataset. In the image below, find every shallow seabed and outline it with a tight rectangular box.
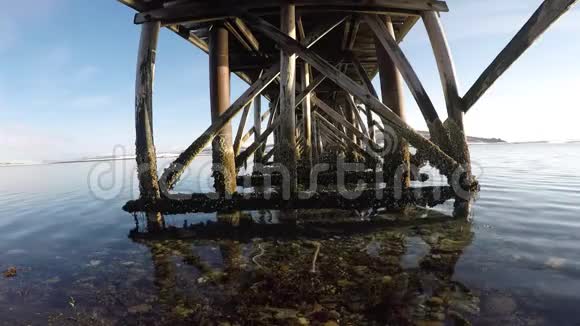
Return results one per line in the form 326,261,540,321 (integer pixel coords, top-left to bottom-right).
1,144,580,325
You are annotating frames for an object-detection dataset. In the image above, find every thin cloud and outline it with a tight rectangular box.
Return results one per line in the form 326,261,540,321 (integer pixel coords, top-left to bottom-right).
74,65,100,82
70,95,114,109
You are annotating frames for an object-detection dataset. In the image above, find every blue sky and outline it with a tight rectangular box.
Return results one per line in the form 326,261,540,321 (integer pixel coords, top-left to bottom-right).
1,0,579,161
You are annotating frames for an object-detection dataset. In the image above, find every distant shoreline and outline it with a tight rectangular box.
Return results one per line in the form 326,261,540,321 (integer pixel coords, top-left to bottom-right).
2,142,579,167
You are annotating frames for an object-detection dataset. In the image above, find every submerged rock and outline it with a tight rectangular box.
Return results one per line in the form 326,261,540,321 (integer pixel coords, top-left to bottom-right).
3,267,17,278
87,260,102,267
545,257,566,269
128,303,153,314
46,276,61,284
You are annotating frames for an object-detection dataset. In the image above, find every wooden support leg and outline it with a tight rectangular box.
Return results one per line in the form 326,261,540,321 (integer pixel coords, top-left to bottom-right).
344,98,358,162
312,113,320,164
423,11,472,184
301,62,313,169
376,16,410,188
135,21,161,201
279,4,298,193
365,14,450,152
253,95,263,165
209,24,237,195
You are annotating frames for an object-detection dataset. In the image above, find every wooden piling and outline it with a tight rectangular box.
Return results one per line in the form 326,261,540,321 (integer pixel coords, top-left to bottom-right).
301,63,313,168
423,12,471,181
135,21,161,200
209,23,237,195
279,4,298,193
375,16,410,188
344,96,358,162
253,96,263,165
312,115,320,163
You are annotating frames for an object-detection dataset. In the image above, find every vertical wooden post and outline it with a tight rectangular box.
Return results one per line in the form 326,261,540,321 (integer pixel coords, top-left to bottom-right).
280,4,298,193
209,23,237,195
135,21,161,200
301,63,313,168
312,114,320,164
422,11,471,179
375,16,410,188
253,96,263,164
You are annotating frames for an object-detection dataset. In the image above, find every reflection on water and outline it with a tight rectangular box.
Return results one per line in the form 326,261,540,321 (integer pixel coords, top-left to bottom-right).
134,210,478,325
1,144,580,325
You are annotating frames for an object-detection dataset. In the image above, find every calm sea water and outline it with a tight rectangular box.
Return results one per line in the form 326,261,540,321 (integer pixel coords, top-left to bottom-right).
1,143,579,325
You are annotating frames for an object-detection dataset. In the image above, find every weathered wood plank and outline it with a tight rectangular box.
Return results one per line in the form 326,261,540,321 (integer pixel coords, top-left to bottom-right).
236,115,282,167
233,103,252,155
462,0,578,111
133,0,449,24
346,95,369,137
262,145,276,163
351,52,378,97
241,126,256,146
233,17,260,51
347,18,361,50
224,20,255,52
351,52,378,143
253,96,263,164
317,119,350,152
301,63,313,167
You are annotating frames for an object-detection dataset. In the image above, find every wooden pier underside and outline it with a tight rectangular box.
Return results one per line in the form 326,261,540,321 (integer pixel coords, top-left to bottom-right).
120,0,577,214
121,0,440,102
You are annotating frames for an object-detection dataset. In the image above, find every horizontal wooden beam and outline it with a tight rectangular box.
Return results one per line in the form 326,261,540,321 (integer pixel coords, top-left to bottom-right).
134,0,448,24
462,0,579,112
124,186,456,215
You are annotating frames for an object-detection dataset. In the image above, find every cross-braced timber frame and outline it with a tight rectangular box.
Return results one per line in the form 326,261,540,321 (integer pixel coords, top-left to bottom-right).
121,0,578,215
